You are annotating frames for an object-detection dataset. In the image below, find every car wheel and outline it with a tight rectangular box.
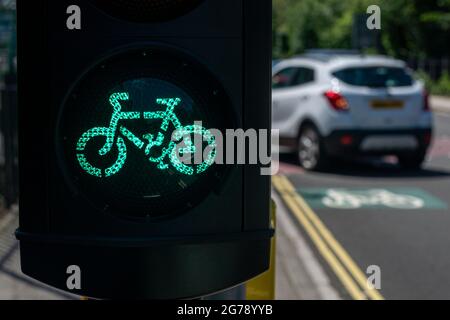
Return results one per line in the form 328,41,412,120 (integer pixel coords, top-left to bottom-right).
398,151,426,170
298,125,327,171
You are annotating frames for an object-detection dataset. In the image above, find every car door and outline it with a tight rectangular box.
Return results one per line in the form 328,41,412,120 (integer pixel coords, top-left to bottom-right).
272,66,315,134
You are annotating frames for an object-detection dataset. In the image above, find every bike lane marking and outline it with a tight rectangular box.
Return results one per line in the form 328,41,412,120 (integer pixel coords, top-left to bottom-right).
298,188,447,211
273,175,384,300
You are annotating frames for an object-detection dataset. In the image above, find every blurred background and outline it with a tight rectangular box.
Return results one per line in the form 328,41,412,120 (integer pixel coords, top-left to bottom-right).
273,0,450,93
272,0,450,301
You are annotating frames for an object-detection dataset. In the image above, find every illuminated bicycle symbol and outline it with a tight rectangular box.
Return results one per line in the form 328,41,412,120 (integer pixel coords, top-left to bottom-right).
76,92,216,178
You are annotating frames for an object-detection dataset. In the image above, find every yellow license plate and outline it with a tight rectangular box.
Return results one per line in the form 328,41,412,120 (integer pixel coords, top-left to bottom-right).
371,100,404,109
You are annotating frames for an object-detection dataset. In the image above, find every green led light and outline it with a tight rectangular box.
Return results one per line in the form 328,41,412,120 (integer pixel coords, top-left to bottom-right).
170,125,217,176
105,137,127,178
76,92,216,178
77,154,102,178
120,126,145,150
59,50,234,218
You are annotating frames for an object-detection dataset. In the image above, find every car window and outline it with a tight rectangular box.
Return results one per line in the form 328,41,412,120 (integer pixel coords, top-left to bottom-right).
292,67,315,86
272,67,298,89
332,66,414,88
273,67,315,89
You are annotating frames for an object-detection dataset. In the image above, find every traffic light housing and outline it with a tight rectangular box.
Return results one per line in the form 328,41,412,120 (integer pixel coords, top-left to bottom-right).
16,0,272,299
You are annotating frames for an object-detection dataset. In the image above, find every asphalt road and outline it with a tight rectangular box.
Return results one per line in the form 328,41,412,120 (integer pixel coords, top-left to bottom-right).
275,112,450,300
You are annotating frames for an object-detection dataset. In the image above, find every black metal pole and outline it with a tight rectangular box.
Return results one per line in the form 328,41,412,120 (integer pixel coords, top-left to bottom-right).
2,72,18,208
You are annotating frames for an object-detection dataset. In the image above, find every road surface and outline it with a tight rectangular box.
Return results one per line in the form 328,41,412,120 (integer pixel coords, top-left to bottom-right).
274,111,450,299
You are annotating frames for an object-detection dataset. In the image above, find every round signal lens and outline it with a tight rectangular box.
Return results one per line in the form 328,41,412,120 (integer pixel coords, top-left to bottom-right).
56,47,234,220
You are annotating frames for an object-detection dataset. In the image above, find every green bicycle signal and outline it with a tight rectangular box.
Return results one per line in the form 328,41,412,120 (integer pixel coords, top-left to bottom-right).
76,92,217,178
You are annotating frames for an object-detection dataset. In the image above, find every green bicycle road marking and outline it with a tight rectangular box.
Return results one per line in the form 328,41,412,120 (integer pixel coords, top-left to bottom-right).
298,188,447,210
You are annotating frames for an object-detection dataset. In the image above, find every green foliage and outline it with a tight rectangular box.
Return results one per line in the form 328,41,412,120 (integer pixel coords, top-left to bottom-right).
415,70,434,91
434,72,450,96
273,0,450,60
416,70,450,96
273,0,364,57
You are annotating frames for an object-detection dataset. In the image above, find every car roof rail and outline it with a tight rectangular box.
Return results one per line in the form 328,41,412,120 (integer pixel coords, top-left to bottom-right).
299,49,363,62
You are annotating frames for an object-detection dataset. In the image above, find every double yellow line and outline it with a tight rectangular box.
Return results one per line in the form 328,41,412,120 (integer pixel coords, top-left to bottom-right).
272,175,384,300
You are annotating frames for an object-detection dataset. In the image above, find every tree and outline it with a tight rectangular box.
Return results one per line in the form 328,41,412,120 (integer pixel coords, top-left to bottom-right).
272,0,450,59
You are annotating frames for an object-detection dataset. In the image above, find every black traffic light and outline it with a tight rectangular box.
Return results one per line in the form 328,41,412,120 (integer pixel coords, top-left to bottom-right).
16,0,272,299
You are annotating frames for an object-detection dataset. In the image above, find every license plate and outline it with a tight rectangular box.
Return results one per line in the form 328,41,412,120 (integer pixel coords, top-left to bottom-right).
361,135,418,151
371,100,404,109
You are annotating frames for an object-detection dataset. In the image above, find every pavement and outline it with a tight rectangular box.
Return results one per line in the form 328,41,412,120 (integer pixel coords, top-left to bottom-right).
0,207,76,300
275,191,341,300
431,95,450,114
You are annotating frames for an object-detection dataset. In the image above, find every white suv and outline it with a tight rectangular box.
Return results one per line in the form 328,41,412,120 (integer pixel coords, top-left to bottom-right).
272,52,433,170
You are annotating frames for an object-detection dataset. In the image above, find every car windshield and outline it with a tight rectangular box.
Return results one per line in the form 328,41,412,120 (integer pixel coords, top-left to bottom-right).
332,66,414,88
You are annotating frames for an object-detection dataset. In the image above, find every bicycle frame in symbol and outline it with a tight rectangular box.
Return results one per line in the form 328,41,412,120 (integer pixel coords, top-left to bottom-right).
76,92,217,178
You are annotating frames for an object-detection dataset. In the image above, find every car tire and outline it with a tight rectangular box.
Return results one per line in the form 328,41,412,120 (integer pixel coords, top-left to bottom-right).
297,125,328,171
398,151,426,170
